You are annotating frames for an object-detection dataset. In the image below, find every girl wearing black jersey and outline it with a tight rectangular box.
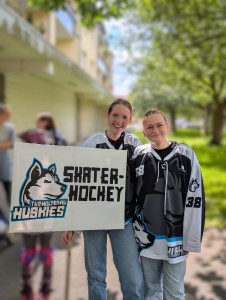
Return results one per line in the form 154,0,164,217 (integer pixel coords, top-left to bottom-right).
133,109,205,300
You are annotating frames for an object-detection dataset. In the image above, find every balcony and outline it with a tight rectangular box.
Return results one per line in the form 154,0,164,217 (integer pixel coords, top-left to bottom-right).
55,8,76,39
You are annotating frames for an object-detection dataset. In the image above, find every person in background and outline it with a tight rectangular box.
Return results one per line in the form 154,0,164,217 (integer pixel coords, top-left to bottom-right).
132,108,205,300
0,103,15,205
20,112,66,300
19,112,67,146
0,104,15,246
35,112,67,146
63,99,145,300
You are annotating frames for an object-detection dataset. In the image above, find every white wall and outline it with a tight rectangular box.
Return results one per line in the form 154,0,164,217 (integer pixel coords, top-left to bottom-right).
6,73,77,144
6,73,108,145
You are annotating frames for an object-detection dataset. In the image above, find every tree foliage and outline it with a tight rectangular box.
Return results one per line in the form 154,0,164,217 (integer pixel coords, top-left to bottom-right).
28,0,66,11
130,0,226,144
131,52,201,132
28,0,134,27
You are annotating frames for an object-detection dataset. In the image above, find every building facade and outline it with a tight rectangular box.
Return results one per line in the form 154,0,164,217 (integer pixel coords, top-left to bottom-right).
0,0,113,144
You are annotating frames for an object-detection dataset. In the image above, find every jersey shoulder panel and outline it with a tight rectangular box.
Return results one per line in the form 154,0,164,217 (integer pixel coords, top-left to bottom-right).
83,132,106,148
176,143,195,159
124,132,142,147
133,143,150,159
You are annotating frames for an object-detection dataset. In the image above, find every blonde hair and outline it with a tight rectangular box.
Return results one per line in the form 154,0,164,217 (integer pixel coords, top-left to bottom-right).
143,109,168,123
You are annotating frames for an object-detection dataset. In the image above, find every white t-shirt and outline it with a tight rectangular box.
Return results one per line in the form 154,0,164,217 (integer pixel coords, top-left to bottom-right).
0,122,15,181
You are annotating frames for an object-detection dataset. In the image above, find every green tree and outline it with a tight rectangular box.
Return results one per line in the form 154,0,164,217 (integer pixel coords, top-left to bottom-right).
134,0,226,145
131,53,203,133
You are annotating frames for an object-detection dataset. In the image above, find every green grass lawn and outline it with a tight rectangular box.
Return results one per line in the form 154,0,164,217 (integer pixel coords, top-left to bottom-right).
133,129,226,228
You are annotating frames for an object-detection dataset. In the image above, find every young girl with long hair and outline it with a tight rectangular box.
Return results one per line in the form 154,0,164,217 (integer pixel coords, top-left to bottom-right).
63,99,144,300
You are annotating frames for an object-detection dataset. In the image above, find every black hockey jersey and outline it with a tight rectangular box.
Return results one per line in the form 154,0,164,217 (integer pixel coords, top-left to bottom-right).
84,131,141,222
133,142,205,264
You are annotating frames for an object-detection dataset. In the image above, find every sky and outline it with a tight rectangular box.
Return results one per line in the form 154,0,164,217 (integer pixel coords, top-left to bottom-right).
104,19,137,98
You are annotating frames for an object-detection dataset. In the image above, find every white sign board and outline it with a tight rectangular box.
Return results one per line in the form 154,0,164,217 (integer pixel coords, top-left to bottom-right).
9,142,127,233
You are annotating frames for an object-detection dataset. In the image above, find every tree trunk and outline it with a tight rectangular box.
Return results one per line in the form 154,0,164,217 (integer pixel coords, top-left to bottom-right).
202,103,212,136
169,108,176,133
209,101,225,145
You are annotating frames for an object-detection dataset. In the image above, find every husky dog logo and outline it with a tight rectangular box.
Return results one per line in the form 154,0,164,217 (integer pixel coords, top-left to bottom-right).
20,159,66,206
189,179,199,192
133,212,155,252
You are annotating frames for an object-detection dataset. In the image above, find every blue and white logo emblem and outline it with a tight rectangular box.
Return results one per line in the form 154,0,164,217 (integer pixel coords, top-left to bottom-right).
11,159,68,221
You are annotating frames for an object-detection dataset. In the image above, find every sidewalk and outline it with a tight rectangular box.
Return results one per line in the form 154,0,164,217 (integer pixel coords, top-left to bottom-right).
0,232,122,300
